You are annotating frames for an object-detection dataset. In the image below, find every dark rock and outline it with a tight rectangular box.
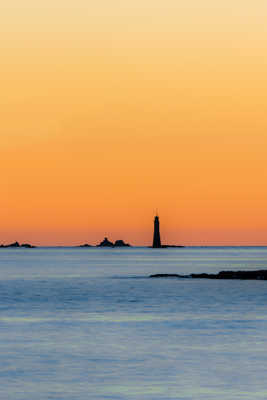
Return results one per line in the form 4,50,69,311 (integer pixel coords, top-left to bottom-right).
216,270,267,280
8,241,20,247
150,270,267,280
0,241,36,248
21,243,36,248
78,244,92,248
114,240,130,247
1,241,20,248
150,274,186,278
97,237,114,247
190,273,217,279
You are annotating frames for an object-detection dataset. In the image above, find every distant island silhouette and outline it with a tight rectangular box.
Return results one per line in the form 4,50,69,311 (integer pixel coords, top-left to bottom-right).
97,237,131,247
1,216,183,248
0,241,36,248
150,270,267,280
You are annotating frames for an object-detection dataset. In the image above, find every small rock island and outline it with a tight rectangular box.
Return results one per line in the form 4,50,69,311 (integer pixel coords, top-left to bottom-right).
114,240,131,247
97,237,131,247
0,241,36,248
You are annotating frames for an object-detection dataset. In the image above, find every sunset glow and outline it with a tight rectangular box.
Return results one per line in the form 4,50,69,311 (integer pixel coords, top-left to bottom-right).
2,0,267,245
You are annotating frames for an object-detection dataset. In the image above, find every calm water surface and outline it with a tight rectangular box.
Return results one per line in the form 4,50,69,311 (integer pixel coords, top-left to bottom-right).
1,247,267,399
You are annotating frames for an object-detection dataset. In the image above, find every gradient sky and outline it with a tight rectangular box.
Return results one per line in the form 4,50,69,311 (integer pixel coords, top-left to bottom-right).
2,0,267,245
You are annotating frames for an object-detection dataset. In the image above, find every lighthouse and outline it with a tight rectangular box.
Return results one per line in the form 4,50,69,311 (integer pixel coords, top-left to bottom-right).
152,215,161,248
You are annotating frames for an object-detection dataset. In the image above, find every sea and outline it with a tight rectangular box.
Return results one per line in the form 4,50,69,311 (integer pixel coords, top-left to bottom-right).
1,246,267,400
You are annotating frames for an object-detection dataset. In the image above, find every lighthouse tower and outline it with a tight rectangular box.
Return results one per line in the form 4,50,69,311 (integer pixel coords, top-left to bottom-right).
152,215,161,248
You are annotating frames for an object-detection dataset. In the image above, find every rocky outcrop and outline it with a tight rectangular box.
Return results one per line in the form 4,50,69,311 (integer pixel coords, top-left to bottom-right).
97,237,114,247
5,241,20,248
150,270,267,280
97,238,131,247
114,240,130,247
150,274,186,278
78,244,92,247
0,242,36,248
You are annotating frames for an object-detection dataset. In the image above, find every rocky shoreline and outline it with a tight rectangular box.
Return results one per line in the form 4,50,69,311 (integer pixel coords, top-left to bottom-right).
150,270,267,280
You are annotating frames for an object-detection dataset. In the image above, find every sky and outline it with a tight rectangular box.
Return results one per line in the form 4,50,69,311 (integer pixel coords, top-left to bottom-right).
2,0,267,245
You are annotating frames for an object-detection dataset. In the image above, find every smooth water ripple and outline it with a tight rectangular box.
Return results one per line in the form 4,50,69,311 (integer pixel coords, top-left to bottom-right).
0,247,267,399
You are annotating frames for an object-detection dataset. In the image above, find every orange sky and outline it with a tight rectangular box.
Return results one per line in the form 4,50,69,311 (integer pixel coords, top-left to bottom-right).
2,0,267,245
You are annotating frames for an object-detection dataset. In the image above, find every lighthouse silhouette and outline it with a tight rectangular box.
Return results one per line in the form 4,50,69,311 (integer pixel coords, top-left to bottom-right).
152,215,161,248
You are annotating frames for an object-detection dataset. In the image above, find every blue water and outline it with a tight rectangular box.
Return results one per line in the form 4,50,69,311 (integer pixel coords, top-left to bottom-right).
1,247,267,399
